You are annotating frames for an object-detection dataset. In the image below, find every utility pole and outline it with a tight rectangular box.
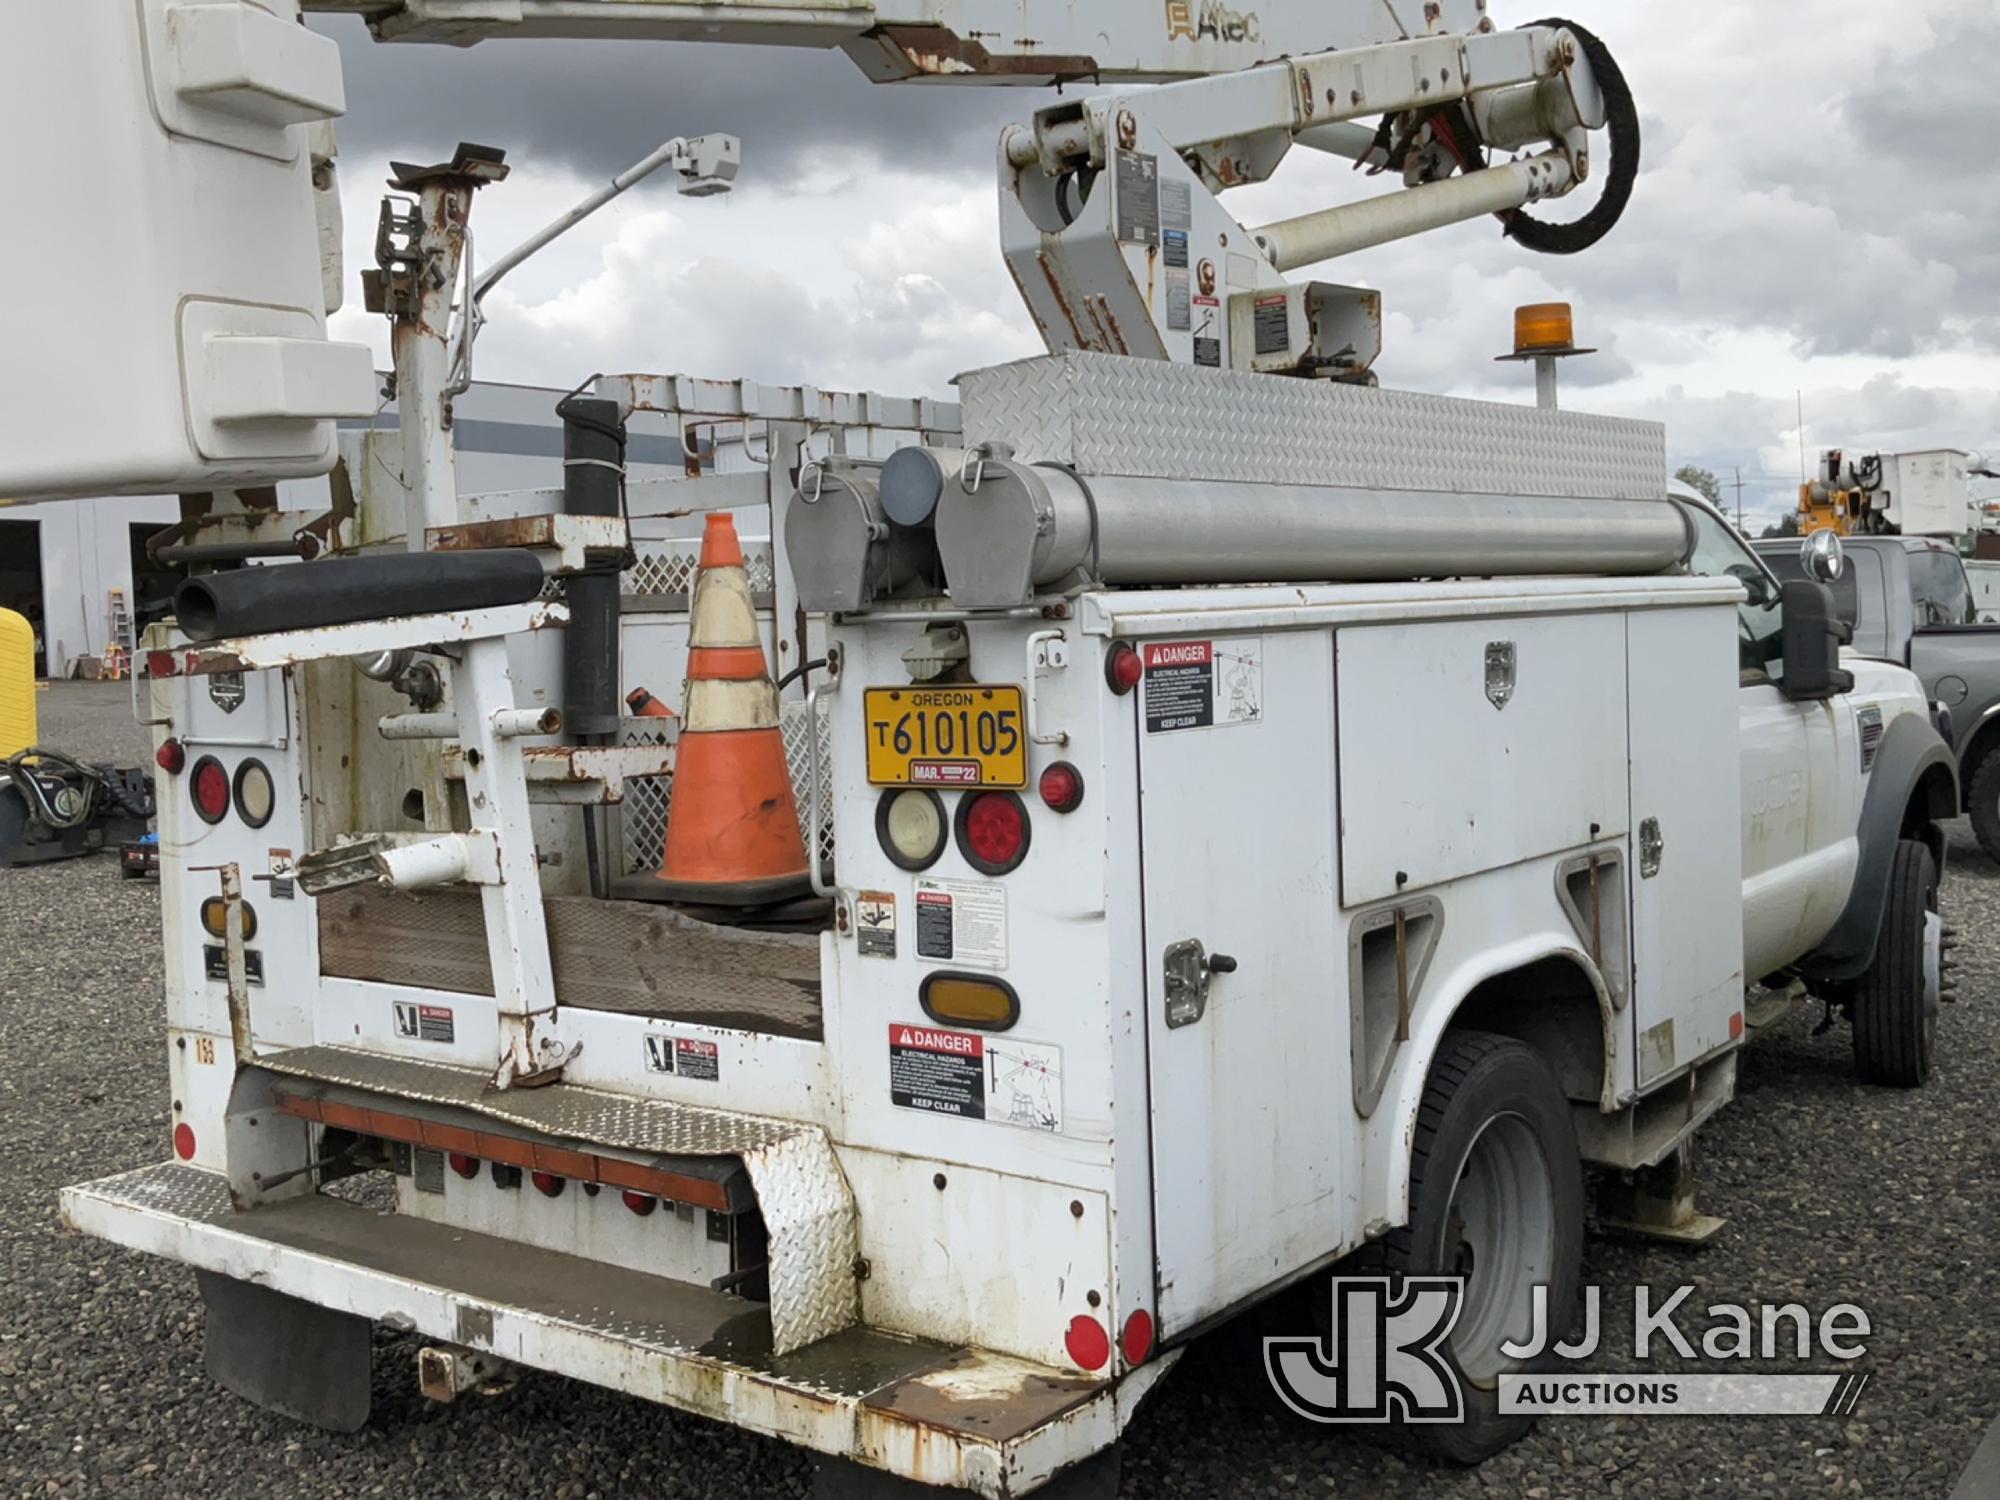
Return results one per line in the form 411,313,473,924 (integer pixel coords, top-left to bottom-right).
1731,466,1746,531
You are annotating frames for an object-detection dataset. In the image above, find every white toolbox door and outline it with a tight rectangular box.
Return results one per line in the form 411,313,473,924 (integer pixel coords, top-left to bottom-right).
1137,630,1347,1334
1626,607,1745,1091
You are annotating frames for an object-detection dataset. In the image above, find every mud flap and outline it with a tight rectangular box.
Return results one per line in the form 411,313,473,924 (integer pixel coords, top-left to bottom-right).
198,1269,373,1433
811,1447,1120,1500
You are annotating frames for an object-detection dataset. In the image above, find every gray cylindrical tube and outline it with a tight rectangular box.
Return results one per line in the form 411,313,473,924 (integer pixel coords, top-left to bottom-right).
1082,475,1692,585
934,458,1692,608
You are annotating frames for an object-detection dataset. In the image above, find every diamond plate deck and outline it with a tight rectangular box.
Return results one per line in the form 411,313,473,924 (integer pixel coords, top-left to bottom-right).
62,1163,1151,1496
958,351,1667,500
251,1046,858,1353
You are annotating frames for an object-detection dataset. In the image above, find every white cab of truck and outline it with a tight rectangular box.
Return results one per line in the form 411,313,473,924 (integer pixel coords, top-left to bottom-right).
1672,494,1955,1078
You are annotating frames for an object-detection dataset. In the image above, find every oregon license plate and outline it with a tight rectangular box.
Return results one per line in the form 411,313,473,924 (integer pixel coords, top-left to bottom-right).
865,685,1027,788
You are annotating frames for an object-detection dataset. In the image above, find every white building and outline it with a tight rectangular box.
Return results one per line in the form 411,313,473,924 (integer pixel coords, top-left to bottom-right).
0,379,686,678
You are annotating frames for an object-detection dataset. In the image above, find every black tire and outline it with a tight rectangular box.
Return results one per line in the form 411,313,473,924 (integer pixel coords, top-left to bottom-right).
1850,839,1939,1087
1968,753,2000,864
1202,1032,1584,1465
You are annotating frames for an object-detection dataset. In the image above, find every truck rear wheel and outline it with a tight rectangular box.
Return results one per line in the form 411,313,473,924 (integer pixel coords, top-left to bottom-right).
1205,1031,1584,1464
1850,839,1940,1087
1361,1030,1586,1464
1969,753,2000,864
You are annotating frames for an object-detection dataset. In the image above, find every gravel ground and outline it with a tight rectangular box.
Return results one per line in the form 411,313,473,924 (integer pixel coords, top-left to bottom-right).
3,680,1995,1498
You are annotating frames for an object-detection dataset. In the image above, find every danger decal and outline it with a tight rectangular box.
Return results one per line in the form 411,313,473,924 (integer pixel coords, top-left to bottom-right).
1142,638,1264,734
888,1024,1063,1133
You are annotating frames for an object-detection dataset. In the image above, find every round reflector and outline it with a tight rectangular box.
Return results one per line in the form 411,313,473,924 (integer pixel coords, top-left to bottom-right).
954,791,1031,876
1064,1314,1111,1372
155,739,187,775
1121,1308,1155,1367
876,788,948,872
531,1171,566,1198
621,1190,657,1217
172,1123,196,1161
448,1152,480,1179
1037,762,1085,814
233,759,276,829
190,757,230,824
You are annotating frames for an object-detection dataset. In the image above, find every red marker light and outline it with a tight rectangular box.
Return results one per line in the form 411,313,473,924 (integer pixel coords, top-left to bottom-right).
190,757,230,823
622,1190,657,1217
956,791,1030,876
448,1152,480,1179
1038,762,1084,814
172,1123,196,1161
1121,1309,1155,1367
1105,643,1143,695
1729,1012,1745,1041
1065,1314,1111,1372
531,1170,566,1198
155,739,187,775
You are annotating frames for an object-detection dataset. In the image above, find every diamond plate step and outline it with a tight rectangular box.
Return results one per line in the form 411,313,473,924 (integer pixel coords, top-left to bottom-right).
251,1045,858,1354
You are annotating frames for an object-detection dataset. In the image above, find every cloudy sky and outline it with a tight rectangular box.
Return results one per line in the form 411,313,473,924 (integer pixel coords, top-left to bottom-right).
314,1,2000,534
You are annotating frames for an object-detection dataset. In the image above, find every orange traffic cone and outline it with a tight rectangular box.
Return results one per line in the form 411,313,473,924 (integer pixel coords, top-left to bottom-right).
625,686,676,721
654,512,812,905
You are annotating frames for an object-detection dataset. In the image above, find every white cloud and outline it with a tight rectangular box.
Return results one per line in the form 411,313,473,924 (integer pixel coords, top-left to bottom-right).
324,0,2000,530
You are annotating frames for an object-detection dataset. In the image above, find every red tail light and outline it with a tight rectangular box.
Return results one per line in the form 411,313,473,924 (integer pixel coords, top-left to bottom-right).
172,1123,196,1161
1106,643,1143,695
531,1170,566,1198
190,757,230,823
156,739,186,775
448,1152,480,1179
1038,762,1084,814
621,1190,657,1216
955,791,1031,875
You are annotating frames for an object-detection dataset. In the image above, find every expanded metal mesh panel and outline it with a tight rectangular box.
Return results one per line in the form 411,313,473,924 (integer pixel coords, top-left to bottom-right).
628,540,777,603
617,699,832,880
958,351,1669,500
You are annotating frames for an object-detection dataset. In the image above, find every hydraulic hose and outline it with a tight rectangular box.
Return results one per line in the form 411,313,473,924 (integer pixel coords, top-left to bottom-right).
1501,18,1641,256
174,551,548,641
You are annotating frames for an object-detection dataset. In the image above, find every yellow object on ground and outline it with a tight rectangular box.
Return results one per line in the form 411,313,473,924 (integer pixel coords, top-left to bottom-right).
0,608,35,756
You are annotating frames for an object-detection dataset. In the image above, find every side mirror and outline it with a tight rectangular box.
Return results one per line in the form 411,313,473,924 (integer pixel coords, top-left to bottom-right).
1801,529,1845,584
1779,580,1855,702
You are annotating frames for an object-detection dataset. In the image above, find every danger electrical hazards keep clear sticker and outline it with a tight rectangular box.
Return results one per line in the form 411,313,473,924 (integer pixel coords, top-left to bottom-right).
1143,638,1264,734
888,1024,1063,1134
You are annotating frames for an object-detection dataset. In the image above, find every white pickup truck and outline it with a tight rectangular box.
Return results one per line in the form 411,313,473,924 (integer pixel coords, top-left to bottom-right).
1679,501,1958,1084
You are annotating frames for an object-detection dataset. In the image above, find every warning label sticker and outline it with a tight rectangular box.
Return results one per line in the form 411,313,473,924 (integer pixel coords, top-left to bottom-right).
1166,268,1192,331
888,1024,1062,1133
856,890,897,958
913,878,1007,970
643,1032,723,1080
1113,150,1160,247
1143,638,1264,734
394,1001,455,1044
1254,292,1291,356
675,1038,721,1081
1191,294,1222,368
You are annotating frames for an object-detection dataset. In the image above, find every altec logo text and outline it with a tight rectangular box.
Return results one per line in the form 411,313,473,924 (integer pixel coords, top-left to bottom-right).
1265,1279,1875,1422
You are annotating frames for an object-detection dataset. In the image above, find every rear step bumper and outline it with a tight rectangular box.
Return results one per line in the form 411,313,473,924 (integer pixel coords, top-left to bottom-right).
62,1164,1170,1498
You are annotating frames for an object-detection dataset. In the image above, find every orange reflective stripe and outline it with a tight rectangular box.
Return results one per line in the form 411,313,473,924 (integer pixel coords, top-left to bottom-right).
687,645,772,682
